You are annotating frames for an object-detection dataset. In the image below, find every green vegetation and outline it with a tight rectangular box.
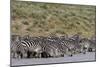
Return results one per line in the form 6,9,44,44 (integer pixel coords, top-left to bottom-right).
11,0,96,38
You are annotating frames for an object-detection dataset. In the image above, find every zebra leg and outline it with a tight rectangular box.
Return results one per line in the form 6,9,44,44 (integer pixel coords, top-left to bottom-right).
20,53,23,58
67,52,73,57
38,53,42,58
69,54,73,57
12,51,20,58
47,52,52,58
68,49,73,57
23,52,27,58
12,52,17,58
29,52,34,58
11,51,15,58
41,52,48,58
69,51,73,57
83,47,87,54
60,53,64,57
27,51,32,58
48,54,52,58
16,51,23,59
14,53,17,58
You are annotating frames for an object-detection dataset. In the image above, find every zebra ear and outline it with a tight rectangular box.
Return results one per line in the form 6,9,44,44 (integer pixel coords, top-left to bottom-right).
23,35,30,40
11,35,21,41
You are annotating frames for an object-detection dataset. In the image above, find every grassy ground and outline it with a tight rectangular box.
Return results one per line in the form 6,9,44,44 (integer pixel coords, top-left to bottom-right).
11,0,96,38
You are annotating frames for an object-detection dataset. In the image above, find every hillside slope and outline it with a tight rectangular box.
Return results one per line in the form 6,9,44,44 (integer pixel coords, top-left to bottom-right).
11,1,96,38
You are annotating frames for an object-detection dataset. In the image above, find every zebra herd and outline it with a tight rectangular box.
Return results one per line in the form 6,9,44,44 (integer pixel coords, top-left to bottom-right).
11,34,96,59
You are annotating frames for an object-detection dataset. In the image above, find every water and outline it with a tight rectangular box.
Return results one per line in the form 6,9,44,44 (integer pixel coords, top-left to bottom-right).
11,52,96,66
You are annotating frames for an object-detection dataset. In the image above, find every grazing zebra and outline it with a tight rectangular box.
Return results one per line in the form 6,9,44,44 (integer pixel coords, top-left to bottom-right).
11,35,27,58
30,36,63,58
88,36,96,52
11,35,42,58
34,36,52,58
58,35,81,57
87,38,96,52
79,38,90,54
20,36,43,58
11,34,95,58
44,37,64,58
63,39,77,56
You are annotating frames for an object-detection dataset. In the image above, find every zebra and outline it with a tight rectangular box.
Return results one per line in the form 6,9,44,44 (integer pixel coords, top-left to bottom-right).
22,35,57,58
86,36,96,52
11,35,61,58
88,36,96,52
11,35,42,58
28,36,62,58
11,34,93,58
37,36,63,58
79,38,91,54
11,35,27,58
41,36,64,58
47,41,63,58
20,36,43,58
46,35,78,57
32,36,52,58
88,40,96,52
61,39,77,57
56,35,81,57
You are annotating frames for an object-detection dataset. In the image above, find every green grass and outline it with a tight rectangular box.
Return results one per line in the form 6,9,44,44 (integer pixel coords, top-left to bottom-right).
11,0,96,38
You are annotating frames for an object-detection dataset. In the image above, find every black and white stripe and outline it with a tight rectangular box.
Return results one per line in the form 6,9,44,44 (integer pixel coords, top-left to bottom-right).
11,34,95,58
11,35,27,58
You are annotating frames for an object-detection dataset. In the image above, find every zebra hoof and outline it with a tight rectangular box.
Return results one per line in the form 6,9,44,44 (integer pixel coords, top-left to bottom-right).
83,52,86,54
88,48,93,52
69,54,73,57
61,54,64,57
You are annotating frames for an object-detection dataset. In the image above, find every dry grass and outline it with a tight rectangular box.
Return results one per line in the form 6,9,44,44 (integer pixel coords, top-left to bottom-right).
11,0,96,38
